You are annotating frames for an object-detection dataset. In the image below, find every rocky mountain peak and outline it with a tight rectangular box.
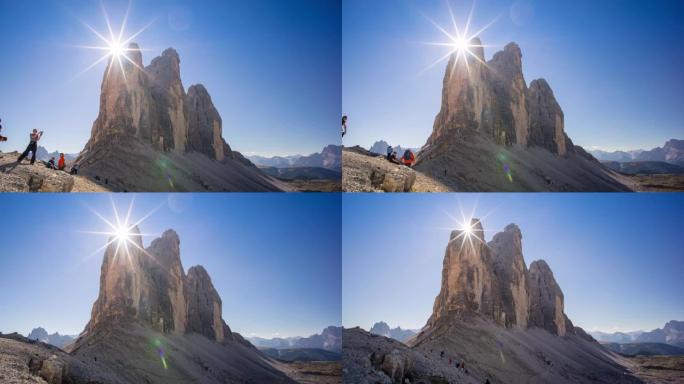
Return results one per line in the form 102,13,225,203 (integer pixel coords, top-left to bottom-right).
428,221,576,336
185,265,225,342
427,39,573,156
528,260,566,336
79,43,234,169
83,229,230,343
126,43,143,68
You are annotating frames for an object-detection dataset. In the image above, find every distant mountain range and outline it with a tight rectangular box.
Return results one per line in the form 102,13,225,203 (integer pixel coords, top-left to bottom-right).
369,321,418,343
590,320,684,348
601,342,684,357
260,347,341,362
259,166,341,181
602,161,684,175
35,146,78,163
247,145,341,170
247,326,342,352
368,140,418,158
589,139,684,166
26,327,76,349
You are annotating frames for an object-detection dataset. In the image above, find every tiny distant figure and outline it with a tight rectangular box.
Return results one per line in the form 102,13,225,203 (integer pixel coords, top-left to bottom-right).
401,149,415,167
440,350,445,359
485,379,491,384
0,118,6,142
386,145,392,161
70,164,79,175
46,157,57,169
57,153,66,170
17,129,44,164
341,115,348,138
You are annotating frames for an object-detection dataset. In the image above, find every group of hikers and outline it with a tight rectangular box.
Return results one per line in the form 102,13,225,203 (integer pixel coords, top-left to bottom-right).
386,145,415,167
2,125,79,174
340,115,417,168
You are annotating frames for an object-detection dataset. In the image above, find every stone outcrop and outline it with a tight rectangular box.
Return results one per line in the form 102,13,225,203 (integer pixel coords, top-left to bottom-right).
185,266,225,342
528,260,566,336
426,39,572,156
84,228,231,342
81,43,229,161
426,218,580,337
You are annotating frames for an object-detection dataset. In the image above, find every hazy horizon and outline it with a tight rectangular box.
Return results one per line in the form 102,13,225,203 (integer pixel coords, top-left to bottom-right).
342,193,684,334
0,0,340,157
0,194,341,339
343,0,684,152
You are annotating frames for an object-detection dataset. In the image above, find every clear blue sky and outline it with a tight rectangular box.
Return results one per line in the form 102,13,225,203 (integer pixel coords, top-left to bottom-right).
0,193,341,338
343,0,684,151
0,0,340,156
343,193,684,333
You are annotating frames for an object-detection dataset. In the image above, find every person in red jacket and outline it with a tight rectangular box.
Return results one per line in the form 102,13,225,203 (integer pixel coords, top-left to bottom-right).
400,149,415,167
57,153,66,170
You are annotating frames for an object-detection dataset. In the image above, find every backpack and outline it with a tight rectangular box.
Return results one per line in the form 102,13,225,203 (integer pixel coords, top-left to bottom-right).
403,150,412,161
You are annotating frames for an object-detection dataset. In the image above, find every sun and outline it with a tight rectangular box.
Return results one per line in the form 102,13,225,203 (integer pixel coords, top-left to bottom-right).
421,1,499,74
74,1,156,80
82,196,161,261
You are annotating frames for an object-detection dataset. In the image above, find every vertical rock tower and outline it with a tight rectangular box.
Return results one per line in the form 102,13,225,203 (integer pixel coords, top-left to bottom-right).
81,43,229,160
84,228,230,342
426,219,578,337
426,39,570,156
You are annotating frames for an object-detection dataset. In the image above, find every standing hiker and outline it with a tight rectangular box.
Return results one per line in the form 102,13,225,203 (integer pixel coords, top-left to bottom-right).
17,129,43,164
341,115,348,138
0,118,6,142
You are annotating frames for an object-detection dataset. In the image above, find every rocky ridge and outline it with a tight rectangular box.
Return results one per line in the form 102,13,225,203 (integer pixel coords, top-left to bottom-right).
75,43,284,192
413,39,632,191
60,227,296,383
425,219,585,337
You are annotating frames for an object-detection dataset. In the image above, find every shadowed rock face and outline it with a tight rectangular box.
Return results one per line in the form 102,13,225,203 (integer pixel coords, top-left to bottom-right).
185,265,226,342
427,219,578,336
84,228,229,342
528,260,566,336
82,43,230,161
427,39,571,156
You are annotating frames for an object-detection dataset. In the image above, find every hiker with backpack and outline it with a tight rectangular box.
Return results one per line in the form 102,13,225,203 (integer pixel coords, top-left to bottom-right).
17,129,43,165
400,149,415,167
386,145,393,161
46,157,57,169
57,153,66,170
341,115,348,137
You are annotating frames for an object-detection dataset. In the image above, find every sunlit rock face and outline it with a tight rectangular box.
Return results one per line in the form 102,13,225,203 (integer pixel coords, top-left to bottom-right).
82,43,230,161
427,219,574,336
85,228,230,342
86,226,147,333
427,39,572,155
489,223,529,328
428,218,501,326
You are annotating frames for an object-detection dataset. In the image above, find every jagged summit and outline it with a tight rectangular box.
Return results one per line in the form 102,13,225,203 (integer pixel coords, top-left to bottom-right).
74,43,284,191
425,219,585,336
429,39,567,153
411,39,632,191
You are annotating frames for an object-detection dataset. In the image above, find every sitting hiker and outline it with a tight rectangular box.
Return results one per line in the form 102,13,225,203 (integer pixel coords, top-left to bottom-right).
400,149,415,167
57,153,66,170
386,145,393,161
389,151,400,164
70,163,79,175
46,157,57,169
